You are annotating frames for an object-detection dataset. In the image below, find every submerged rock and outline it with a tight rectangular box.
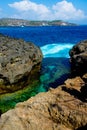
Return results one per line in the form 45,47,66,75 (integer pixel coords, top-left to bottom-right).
69,40,87,75
0,34,43,94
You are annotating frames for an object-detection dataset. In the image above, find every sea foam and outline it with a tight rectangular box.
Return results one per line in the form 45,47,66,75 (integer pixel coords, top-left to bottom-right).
41,43,74,58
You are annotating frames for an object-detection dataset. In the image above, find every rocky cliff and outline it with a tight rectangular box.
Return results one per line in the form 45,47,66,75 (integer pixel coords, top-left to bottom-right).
0,34,43,94
0,40,87,130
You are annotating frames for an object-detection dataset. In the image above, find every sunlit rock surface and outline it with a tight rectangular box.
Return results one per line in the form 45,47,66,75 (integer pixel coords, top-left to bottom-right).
0,75,87,130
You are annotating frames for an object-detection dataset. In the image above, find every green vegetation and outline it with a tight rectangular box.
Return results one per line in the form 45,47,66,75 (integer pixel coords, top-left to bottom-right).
0,18,76,26
0,80,46,113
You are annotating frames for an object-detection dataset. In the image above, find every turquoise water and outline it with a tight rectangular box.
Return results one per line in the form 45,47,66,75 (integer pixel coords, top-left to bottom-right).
0,57,71,113
0,26,87,113
41,43,74,58
40,57,71,90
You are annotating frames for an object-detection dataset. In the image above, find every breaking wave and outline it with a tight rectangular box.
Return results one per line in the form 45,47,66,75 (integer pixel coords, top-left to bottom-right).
41,43,74,58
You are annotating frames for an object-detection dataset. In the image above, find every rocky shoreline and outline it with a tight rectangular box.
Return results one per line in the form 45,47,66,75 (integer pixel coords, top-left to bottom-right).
0,73,87,130
0,34,43,94
0,39,87,130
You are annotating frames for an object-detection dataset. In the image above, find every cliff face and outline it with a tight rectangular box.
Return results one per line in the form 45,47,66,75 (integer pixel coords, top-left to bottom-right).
0,34,43,94
0,40,87,130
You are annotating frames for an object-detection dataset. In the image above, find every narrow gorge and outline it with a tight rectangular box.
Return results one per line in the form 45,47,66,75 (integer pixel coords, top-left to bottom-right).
0,38,87,130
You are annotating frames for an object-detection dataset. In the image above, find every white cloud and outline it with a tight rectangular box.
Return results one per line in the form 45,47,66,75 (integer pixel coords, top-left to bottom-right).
8,0,86,22
8,0,50,20
52,0,86,20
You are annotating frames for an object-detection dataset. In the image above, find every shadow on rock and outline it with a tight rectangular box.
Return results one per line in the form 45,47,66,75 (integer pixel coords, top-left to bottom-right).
76,124,87,130
62,84,87,102
80,84,87,102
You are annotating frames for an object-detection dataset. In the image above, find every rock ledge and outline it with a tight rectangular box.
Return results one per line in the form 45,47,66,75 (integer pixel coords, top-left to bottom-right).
0,74,87,130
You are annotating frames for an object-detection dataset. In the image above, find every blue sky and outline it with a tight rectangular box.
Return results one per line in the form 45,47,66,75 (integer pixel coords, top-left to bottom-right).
0,0,87,24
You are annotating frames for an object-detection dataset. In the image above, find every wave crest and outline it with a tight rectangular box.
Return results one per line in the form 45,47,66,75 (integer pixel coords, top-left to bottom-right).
41,43,74,58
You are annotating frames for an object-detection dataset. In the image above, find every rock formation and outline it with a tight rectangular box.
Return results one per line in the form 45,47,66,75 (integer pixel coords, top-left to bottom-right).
69,40,87,75
0,75,87,130
0,34,43,94
0,40,87,130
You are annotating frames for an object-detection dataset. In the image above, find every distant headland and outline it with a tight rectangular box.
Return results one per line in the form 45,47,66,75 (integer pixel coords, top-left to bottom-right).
0,18,76,26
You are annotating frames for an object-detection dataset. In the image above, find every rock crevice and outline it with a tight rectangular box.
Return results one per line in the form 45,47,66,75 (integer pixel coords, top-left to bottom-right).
0,75,87,130
0,39,87,130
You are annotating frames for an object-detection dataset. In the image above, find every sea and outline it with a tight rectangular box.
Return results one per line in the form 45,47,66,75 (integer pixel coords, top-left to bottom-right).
0,25,87,113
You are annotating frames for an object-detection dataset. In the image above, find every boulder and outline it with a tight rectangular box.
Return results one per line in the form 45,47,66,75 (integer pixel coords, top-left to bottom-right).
0,34,43,94
69,40,87,75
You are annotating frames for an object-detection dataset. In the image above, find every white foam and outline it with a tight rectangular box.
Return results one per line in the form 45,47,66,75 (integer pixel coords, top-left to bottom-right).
41,43,74,58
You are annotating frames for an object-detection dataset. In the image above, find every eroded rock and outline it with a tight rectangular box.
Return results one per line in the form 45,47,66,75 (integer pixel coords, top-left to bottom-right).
0,34,43,94
0,75,87,130
69,40,87,75
0,39,87,130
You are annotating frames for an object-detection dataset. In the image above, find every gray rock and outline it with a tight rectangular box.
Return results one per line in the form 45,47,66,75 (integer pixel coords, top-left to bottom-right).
0,34,43,94
69,40,87,75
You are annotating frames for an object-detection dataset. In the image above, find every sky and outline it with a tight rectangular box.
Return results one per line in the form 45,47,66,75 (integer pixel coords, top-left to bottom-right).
0,0,87,24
